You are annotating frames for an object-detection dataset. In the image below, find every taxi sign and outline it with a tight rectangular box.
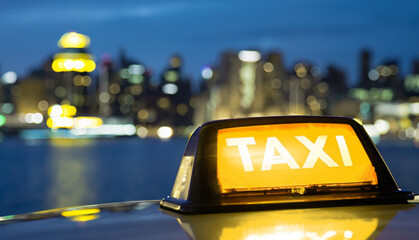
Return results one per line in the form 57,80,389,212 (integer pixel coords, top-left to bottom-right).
217,123,378,194
161,116,414,213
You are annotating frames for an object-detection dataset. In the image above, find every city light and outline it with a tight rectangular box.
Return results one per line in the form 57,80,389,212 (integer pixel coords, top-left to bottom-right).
368,69,379,81
37,100,49,111
164,70,179,82
201,66,213,79
60,105,77,117
157,97,170,109
239,61,256,109
52,32,96,73
375,103,409,117
0,115,6,126
137,126,148,138
294,63,307,78
263,62,274,73
1,71,17,84
58,32,90,49
47,117,74,129
24,113,43,124
48,105,64,118
374,119,390,135
157,126,173,139
47,104,78,129
74,117,103,129
52,53,96,72
128,64,145,75
169,56,182,68
162,83,178,95
72,124,136,136
1,103,14,114
238,50,261,63
363,124,381,144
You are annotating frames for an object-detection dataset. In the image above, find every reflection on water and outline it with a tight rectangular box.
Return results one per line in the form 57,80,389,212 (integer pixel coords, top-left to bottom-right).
47,139,96,209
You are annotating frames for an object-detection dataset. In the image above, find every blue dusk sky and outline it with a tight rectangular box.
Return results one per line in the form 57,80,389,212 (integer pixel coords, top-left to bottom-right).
1,0,419,87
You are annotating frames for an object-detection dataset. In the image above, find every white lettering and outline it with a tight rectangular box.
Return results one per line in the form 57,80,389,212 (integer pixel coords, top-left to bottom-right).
336,135,353,166
226,135,354,172
261,137,300,171
296,136,339,168
226,137,256,172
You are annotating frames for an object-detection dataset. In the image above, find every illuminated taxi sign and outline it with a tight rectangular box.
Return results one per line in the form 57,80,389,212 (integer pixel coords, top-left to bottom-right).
161,116,414,213
217,123,378,194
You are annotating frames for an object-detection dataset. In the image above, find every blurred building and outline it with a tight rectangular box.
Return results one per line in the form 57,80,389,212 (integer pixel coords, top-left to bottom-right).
100,50,153,123
51,32,96,114
262,52,289,116
156,55,194,130
404,60,419,98
0,71,18,129
5,40,419,140
196,50,346,123
359,50,371,89
97,53,195,135
3,33,196,136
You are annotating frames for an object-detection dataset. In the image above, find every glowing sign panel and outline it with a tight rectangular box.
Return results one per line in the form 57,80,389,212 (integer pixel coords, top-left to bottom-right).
217,123,378,193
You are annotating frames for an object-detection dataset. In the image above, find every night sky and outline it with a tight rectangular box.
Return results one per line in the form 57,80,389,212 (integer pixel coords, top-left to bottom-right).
1,0,419,87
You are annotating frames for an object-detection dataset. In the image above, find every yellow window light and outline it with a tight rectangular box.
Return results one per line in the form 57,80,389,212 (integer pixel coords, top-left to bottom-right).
52,53,96,72
161,116,415,214
47,117,75,129
48,105,63,118
74,117,103,129
48,104,76,118
58,32,90,49
61,104,77,117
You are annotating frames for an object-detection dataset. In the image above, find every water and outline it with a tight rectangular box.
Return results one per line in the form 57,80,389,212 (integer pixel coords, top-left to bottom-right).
376,141,419,192
0,136,187,216
0,137,418,216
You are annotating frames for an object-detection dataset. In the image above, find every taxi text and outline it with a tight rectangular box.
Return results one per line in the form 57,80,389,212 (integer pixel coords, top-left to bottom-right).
226,135,352,172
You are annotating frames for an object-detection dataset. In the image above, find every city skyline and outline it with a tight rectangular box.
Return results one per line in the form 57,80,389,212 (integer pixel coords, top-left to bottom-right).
1,0,419,86
2,38,418,139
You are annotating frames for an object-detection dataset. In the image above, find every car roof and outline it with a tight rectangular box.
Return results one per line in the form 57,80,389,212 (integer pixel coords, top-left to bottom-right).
1,200,419,239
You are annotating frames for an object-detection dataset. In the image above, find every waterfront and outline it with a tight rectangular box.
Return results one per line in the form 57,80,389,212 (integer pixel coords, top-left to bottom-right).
0,136,187,216
0,136,418,216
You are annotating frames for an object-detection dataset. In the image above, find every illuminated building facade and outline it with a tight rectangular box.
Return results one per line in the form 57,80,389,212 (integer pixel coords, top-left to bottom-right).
51,32,96,114
197,50,337,123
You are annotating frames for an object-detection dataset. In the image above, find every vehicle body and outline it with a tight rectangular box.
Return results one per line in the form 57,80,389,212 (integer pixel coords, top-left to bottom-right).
1,116,418,239
1,199,419,239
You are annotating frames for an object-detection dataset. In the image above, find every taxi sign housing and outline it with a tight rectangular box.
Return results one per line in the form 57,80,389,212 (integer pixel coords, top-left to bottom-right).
160,116,414,213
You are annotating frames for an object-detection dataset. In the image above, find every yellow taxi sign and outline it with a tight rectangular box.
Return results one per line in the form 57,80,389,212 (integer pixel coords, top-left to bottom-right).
217,123,378,194
161,116,414,213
